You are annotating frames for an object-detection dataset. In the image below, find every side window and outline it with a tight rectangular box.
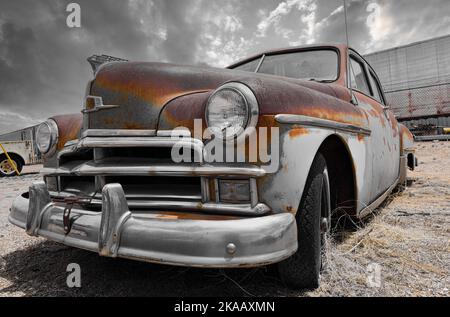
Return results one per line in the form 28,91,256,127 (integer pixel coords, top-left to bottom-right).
369,71,384,104
350,57,371,96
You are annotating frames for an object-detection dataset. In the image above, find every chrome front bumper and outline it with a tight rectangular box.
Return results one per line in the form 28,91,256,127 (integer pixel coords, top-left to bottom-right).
9,182,298,268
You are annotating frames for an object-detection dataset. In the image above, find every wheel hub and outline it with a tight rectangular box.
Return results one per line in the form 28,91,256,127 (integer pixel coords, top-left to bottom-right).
0,159,16,175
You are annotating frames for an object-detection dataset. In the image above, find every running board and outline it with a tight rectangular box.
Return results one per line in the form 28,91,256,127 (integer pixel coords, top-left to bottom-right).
358,178,399,219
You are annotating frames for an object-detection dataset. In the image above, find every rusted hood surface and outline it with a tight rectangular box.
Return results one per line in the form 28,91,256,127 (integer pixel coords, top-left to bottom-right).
89,62,234,130
89,61,360,130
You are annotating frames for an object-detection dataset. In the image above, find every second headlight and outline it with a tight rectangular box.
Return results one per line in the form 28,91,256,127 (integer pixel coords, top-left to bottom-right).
205,82,259,140
36,119,59,155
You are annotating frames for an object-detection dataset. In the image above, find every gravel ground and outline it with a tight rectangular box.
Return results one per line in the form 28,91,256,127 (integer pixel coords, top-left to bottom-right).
0,142,449,297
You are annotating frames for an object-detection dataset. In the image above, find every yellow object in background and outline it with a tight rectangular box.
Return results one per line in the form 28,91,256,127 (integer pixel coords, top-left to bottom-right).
0,143,21,176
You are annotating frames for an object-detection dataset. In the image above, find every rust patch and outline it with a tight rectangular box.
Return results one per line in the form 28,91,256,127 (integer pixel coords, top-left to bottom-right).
158,91,209,132
284,205,294,213
122,122,145,129
51,114,83,150
388,111,398,137
355,93,390,130
403,126,414,141
93,62,220,108
368,109,379,117
357,134,365,142
102,117,114,126
289,127,309,139
208,178,216,202
241,75,368,128
153,211,239,221
257,115,278,129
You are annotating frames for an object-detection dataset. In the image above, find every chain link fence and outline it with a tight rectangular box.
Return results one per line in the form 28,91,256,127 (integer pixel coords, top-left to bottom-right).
385,82,450,120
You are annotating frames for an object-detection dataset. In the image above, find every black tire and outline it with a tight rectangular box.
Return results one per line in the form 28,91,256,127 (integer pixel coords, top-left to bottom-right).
0,154,23,177
277,152,330,289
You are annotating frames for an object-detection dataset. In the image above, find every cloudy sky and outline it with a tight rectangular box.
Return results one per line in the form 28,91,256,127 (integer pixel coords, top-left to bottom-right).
0,0,449,134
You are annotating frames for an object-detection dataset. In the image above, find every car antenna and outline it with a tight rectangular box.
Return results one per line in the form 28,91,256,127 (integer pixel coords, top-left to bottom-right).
343,0,356,104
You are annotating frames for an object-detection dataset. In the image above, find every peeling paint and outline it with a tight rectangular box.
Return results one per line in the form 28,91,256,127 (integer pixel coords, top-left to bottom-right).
289,127,309,139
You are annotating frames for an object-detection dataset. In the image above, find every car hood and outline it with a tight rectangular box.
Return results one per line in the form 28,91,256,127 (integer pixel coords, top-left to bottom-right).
88,61,356,131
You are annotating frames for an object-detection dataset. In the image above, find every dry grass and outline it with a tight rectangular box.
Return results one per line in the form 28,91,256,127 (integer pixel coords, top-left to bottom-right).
310,141,450,297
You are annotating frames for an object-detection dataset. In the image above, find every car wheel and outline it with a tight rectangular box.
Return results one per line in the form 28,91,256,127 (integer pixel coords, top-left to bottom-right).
0,155,23,177
277,152,331,290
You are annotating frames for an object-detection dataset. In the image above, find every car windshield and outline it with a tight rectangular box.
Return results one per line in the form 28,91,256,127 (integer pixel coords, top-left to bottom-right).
233,49,338,82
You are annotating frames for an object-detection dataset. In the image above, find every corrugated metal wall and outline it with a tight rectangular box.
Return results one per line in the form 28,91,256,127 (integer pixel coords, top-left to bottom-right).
0,125,42,162
0,126,37,142
365,35,450,120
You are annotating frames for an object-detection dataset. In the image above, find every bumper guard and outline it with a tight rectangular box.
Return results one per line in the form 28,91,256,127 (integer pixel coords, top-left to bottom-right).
9,182,298,268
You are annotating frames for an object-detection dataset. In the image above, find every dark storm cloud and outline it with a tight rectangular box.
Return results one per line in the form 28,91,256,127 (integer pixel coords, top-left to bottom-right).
0,22,40,105
157,0,202,65
373,0,450,50
314,0,450,53
0,0,162,134
313,0,373,50
0,0,449,134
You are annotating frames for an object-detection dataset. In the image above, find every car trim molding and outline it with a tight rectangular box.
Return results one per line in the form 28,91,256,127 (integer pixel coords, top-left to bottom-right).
275,114,371,136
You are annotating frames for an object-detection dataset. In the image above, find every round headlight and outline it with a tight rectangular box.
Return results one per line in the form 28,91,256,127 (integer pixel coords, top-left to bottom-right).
36,120,58,154
206,83,258,139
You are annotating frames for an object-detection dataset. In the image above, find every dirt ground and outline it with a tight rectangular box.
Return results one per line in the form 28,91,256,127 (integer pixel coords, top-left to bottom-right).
0,142,448,297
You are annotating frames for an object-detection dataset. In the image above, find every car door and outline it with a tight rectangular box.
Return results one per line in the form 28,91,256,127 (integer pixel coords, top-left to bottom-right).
348,52,399,202
366,66,400,193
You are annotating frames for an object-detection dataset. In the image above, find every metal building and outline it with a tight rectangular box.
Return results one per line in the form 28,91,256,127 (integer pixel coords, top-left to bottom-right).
0,125,42,165
365,34,450,134
0,125,37,143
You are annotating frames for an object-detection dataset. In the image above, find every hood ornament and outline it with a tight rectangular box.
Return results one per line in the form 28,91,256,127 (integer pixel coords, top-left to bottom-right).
87,54,128,74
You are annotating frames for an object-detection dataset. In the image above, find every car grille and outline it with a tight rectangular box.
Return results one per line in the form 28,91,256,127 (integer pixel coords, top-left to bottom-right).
52,132,204,210
43,129,269,216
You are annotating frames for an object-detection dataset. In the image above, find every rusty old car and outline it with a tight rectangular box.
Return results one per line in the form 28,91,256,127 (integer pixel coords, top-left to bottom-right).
9,44,416,289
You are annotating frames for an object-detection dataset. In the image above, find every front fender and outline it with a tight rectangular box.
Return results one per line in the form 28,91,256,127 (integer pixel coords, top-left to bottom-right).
257,123,333,214
50,114,83,151
44,113,82,167
257,117,369,216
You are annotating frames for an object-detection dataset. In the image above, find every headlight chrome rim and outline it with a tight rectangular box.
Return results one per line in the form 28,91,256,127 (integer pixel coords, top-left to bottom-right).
205,82,259,141
36,119,59,155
